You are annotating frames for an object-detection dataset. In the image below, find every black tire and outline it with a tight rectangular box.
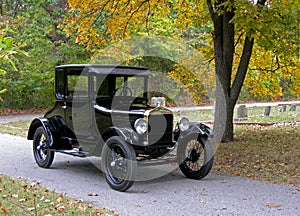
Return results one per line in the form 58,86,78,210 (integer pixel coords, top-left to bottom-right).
101,136,137,192
33,126,55,168
177,134,214,179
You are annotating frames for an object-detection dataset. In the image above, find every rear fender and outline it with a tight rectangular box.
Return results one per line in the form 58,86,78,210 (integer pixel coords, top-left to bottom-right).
28,116,72,149
27,118,53,147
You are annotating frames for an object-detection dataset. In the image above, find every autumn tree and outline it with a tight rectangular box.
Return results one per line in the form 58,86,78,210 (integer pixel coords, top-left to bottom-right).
65,0,299,142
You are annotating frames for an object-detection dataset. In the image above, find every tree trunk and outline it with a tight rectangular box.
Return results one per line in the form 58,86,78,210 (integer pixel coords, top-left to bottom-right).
207,0,256,142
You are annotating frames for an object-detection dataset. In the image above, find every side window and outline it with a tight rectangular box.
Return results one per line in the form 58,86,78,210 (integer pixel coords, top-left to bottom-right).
95,76,110,97
67,74,88,98
127,76,145,97
56,69,65,99
116,76,124,89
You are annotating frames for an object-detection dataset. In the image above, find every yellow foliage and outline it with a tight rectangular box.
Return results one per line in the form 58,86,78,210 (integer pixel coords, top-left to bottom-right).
65,0,299,100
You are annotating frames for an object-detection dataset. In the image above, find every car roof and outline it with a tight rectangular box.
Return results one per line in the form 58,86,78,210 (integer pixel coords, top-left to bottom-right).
55,64,151,76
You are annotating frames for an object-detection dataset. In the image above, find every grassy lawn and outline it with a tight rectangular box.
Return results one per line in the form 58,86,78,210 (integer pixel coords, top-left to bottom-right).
0,120,31,138
0,174,115,215
213,123,300,187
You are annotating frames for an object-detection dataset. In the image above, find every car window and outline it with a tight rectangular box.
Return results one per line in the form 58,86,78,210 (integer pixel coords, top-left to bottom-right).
95,76,110,97
56,69,65,98
67,75,88,98
94,75,147,99
127,76,145,97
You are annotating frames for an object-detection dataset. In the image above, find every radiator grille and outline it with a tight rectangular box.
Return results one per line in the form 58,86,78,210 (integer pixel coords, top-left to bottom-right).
147,113,173,145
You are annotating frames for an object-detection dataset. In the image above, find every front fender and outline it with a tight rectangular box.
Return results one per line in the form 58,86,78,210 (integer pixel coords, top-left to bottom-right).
27,117,53,147
178,122,213,140
102,126,136,145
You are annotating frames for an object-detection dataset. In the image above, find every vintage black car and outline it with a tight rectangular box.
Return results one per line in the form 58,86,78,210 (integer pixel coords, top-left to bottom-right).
27,64,214,192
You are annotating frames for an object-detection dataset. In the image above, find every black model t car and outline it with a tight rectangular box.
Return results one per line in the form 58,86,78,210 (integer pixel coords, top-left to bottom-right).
27,64,214,192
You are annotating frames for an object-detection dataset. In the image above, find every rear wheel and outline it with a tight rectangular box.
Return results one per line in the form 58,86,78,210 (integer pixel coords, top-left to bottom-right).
33,126,55,168
101,136,137,192
177,134,214,179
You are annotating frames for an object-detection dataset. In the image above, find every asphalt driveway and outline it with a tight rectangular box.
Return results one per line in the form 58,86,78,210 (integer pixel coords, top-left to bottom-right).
0,133,299,216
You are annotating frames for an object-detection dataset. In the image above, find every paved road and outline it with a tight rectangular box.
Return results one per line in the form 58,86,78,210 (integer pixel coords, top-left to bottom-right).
0,133,299,216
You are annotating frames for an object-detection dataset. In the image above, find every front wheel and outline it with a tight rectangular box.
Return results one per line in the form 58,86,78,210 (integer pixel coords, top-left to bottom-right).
33,126,55,168
101,136,137,192
177,134,214,179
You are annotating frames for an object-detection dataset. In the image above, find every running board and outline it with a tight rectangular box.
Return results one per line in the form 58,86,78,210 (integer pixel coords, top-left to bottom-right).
56,149,87,157
138,157,178,166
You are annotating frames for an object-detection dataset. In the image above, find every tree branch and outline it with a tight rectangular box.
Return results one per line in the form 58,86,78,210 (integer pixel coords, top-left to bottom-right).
231,36,254,103
123,0,150,36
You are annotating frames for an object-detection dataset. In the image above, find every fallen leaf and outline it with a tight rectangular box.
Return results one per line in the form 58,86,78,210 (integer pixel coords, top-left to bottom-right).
30,181,40,187
55,204,65,211
11,194,18,198
88,193,99,196
78,204,86,211
57,196,63,202
27,207,35,211
1,208,7,214
264,203,282,208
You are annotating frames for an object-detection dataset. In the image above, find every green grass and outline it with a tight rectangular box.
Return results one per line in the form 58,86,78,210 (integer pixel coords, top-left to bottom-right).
0,120,31,137
0,174,116,215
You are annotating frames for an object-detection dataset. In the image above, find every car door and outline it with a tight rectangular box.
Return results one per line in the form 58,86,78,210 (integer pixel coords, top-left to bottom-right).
64,71,97,151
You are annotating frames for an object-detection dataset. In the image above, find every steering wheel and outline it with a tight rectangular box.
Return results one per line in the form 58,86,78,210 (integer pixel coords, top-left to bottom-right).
112,86,133,97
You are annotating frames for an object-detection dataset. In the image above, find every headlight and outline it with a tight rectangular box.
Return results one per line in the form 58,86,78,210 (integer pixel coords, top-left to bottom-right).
134,118,147,134
178,117,190,131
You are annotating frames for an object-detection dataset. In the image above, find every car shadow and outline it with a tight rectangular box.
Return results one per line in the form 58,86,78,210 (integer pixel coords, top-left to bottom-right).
45,154,221,194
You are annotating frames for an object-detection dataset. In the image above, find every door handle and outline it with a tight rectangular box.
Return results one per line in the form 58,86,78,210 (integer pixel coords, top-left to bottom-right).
61,102,68,109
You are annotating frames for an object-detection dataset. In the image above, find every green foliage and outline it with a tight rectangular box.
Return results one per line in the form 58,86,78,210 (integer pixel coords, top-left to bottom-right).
0,25,24,101
0,0,91,110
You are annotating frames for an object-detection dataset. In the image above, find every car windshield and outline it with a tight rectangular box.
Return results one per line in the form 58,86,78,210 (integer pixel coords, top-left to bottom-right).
95,75,147,99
